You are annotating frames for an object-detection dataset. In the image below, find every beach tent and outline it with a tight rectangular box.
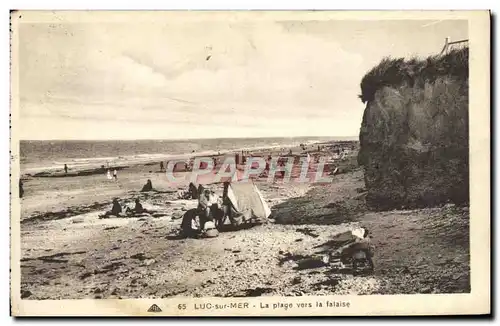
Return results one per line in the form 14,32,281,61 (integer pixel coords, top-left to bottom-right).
225,181,271,225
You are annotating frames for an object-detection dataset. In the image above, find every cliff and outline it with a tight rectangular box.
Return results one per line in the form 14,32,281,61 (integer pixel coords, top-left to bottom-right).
358,48,469,210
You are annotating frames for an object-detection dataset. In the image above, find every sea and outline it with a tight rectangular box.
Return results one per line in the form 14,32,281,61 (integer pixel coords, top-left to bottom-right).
19,137,356,174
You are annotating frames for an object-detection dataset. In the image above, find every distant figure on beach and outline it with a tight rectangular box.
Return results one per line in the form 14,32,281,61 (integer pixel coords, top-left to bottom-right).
197,184,206,199
279,160,286,178
126,198,148,215
160,161,164,171
188,182,199,199
111,198,122,214
100,198,122,218
19,179,23,198
113,169,118,180
64,164,68,174
141,179,154,192
106,169,112,180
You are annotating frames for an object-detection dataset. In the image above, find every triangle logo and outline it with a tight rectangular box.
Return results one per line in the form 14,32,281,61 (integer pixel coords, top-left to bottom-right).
147,304,162,313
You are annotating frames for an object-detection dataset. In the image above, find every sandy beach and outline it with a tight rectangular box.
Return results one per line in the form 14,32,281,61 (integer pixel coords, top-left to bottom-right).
19,140,470,299
20,141,332,219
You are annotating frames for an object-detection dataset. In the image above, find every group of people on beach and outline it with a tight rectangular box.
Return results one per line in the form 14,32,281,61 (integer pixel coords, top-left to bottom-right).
99,179,155,219
61,163,118,180
106,169,118,181
180,182,232,239
100,197,149,218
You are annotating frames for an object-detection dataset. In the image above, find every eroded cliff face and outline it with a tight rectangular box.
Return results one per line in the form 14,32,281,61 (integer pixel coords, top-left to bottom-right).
358,76,468,210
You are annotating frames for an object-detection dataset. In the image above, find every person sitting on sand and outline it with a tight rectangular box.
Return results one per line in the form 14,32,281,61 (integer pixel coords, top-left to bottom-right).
126,198,148,215
140,179,154,192
215,181,232,228
188,182,199,199
180,207,220,238
197,184,206,199
111,198,122,215
180,208,200,238
100,198,122,218
198,189,220,230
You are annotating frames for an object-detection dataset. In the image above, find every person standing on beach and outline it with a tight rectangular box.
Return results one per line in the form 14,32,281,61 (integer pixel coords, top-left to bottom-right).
160,161,164,172
64,164,68,174
279,160,286,178
113,169,118,181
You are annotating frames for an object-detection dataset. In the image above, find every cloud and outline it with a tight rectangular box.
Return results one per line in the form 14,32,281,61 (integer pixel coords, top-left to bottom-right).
19,21,366,139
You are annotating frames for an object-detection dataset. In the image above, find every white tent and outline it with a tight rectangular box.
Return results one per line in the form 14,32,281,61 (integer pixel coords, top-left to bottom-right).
226,181,271,224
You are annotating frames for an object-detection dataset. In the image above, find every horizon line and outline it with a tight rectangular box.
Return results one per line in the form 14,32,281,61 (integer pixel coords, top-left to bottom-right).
19,135,360,142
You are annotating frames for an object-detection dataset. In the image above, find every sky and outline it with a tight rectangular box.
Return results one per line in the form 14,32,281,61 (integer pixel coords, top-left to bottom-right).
16,16,468,140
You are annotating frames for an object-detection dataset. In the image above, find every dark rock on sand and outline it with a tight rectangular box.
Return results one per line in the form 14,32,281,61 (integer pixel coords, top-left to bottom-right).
21,290,32,298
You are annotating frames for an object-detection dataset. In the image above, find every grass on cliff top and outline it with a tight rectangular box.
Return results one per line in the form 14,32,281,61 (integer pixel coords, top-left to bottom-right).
359,47,469,104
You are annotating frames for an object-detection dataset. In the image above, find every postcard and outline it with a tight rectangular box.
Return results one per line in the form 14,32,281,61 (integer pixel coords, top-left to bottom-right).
10,10,490,316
